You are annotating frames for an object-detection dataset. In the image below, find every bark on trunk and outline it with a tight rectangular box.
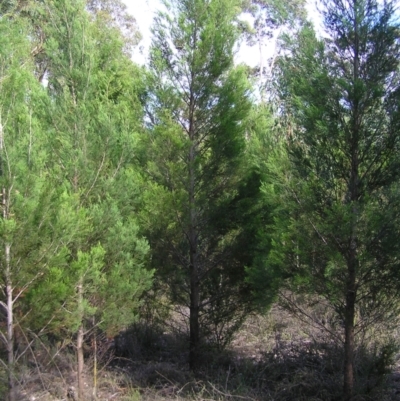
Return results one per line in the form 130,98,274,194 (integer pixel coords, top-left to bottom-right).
188,50,200,370
188,142,199,370
0,120,14,401
343,262,356,400
344,156,359,398
77,323,84,401
6,250,15,401
4,183,14,400
92,319,97,400
343,3,360,396
189,264,200,370
77,282,84,401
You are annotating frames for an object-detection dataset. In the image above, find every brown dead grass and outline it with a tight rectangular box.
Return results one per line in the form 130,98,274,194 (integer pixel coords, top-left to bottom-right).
2,302,400,401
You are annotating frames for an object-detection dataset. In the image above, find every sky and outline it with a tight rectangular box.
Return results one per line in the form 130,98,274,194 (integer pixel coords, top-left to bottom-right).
123,0,321,66
126,0,160,65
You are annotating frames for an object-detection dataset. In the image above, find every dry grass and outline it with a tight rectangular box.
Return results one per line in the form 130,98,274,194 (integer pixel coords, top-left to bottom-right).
2,303,400,400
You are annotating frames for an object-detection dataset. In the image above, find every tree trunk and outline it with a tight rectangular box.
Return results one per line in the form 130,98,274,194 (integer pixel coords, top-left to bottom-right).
1,118,14,401
6,246,15,401
77,282,84,401
77,323,84,401
3,181,14,401
188,141,199,370
343,261,356,400
188,54,200,369
92,319,97,400
343,5,360,395
344,156,359,398
189,263,200,370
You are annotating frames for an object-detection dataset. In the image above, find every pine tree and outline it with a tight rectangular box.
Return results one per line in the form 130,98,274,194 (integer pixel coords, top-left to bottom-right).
0,12,71,400
143,0,253,369
31,1,153,398
276,0,400,397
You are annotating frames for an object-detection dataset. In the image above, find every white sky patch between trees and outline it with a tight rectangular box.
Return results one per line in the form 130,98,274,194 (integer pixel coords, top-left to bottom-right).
124,0,321,67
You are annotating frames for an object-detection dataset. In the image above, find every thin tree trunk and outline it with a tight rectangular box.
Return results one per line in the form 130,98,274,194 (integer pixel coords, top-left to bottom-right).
188,142,199,370
1,115,14,400
6,242,15,401
4,204,15,401
189,264,200,370
92,318,97,400
344,156,359,398
188,47,200,370
77,282,84,401
343,2,360,396
343,262,356,399
77,324,84,401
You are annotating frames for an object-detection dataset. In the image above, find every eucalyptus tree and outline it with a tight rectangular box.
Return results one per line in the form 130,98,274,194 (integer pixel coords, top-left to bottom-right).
87,0,142,54
276,0,400,397
143,0,256,369
242,0,306,100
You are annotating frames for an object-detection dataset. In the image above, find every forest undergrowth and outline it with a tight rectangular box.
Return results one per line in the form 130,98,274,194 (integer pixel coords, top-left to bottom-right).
2,303,400,401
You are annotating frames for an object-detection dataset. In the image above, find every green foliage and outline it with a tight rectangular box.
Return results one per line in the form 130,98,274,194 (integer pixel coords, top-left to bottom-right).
40,0,152,338
144,0,249,346
142,0,278,357
0,11,65,297
276,0,400,308
242,105,285,309
275,0,400,395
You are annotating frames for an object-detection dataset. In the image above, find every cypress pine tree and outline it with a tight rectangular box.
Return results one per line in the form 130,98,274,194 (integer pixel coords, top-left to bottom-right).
0,12,71,400
30,1,153,398
276,0,400,397
143,0,254,369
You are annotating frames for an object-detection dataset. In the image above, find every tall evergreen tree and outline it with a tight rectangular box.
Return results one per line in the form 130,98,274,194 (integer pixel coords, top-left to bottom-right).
143,0,254,369
29,1,153,398
275,0,400,397
0,12,71,401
